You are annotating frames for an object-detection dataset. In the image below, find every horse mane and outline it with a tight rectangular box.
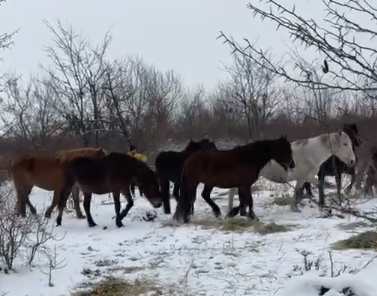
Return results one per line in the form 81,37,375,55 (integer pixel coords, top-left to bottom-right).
54,147,106,164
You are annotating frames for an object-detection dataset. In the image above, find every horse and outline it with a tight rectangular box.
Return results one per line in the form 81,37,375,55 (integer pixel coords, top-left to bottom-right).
173,135,295,223
10,147,107,219
302,123,362,206
155,139,203,215
55,152,163,228
227,130,356,215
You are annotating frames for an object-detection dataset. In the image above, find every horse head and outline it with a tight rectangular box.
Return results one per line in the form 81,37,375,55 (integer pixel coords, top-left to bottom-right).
273,135,295,170
184,139,202,154
343,123,363,147
334,130,356,167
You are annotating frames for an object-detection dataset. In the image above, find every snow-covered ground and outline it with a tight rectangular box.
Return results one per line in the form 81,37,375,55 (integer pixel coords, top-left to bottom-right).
1,178,377,296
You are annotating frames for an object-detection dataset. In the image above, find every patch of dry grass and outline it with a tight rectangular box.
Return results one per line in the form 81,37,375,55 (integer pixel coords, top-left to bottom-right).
331,231,377,250
192,218,293,235
337,221,370,231
270,195,294,206
71,277,161,296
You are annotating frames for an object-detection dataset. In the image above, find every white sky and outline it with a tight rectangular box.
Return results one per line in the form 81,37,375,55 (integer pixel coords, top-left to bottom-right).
0,0,341,90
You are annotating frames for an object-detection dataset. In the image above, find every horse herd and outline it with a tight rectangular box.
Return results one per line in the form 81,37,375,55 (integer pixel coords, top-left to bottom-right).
6,123,377,229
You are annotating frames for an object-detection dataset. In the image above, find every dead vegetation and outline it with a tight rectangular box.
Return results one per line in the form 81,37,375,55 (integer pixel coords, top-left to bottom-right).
192,218,293,235
270,195,294,206
331,231,377,250
71,277,161,296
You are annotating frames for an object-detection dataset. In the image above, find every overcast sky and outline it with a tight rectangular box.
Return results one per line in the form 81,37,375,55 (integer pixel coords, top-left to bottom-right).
0,0,330,90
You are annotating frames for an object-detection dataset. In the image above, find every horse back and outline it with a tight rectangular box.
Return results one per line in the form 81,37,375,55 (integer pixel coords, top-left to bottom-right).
155,151,187,178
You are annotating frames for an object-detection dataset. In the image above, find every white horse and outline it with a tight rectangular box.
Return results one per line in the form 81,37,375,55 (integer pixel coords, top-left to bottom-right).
227,131,356,213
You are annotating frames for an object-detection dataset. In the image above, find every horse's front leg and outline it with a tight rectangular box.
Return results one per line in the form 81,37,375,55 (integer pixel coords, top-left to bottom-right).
201,185,221,218
335,172,343,205
345,169,356,195
303,182,314,198
82,192,97,227
291,180,305,213
112,191,124,228
238,186,258,221
172,181,180,200
119,189,134,223
159,177,172,214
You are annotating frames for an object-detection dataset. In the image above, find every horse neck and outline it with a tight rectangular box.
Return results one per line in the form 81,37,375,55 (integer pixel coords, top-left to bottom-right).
238,142,275,169
299,133,335,165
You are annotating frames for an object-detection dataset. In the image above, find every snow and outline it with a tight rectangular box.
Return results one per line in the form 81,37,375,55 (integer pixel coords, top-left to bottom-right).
1,177,377,296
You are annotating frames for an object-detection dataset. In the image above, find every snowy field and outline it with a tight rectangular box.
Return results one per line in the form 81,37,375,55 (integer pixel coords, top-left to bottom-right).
1,177,377,296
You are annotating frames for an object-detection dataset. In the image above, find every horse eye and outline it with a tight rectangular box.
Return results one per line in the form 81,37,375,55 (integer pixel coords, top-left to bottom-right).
343,143,348,146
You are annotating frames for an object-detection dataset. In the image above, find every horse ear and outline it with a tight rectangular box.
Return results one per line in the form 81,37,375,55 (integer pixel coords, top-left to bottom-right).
338,129,343,136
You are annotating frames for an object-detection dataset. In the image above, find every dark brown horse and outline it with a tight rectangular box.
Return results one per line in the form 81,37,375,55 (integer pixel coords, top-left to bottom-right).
55,152,163,228
173,135,295,223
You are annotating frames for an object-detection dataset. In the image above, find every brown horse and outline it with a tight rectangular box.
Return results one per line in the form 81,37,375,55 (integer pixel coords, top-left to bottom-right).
10,147,107,218
173,135,295,223
55,152,163,228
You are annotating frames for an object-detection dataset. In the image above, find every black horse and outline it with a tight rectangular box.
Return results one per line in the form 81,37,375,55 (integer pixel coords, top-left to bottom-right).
155,139,204,214
302,123,362,207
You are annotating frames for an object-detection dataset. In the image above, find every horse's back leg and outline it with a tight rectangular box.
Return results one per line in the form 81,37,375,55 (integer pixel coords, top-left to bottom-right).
72,185,85,219
201,185,221,218
291,180,305,212
119,188,134,221
17,184,34,217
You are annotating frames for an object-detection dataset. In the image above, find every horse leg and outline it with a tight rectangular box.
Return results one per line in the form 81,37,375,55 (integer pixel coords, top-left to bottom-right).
335,172,343,205
112,191,124,228
160,178,172,214
226,188,247,218
44,190,60,218
55,189,73,227
201,185,221,218
130,183,136,197
238,186,258,221
82,192,97,227
172,181,180,199
119,189,134,222
173,174,196,224
72,185,85,219
317,172,326,209
345,170,356,195
303,182,314,198
238,187,247,216
291,180,305,212
21,186,35,216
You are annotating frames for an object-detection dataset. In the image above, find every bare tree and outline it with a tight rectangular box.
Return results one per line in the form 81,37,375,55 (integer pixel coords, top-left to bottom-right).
222,46,282,140
218,0,377,95
0,76,63,150
0,1,15,52
42,20,111,147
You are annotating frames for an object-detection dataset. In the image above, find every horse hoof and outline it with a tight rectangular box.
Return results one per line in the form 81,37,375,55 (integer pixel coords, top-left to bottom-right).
88,222,97,227
116,222,124,228
44,213,51,219
77,215,86,219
